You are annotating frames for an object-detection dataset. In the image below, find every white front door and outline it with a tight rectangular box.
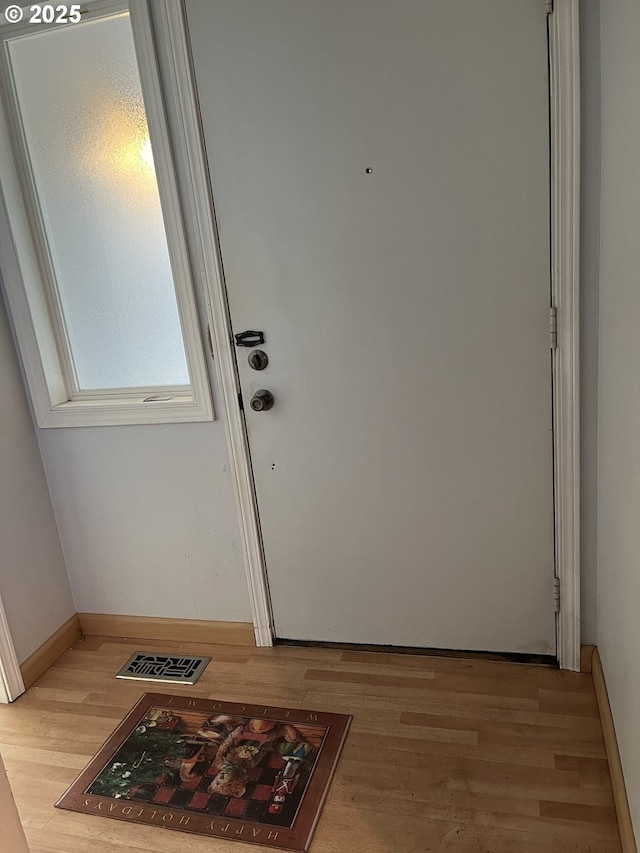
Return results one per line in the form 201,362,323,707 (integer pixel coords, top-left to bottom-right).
187,0,556,654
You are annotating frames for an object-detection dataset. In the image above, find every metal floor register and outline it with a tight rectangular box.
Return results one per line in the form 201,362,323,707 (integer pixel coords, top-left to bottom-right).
116,652,210,685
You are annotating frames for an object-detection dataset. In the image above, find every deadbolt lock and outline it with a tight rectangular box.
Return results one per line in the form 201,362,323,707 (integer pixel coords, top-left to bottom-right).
248,349,269,370
250,389,274,412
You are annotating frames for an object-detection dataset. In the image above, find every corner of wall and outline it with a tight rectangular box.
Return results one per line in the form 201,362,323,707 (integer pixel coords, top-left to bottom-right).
596,0,640,841
0,279,76,664
578,0,601,647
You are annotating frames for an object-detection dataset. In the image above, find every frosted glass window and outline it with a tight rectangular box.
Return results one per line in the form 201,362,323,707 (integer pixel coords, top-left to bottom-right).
7,13,189,390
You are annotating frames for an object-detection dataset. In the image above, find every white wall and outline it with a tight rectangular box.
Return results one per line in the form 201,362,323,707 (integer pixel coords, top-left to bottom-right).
0,289,75,663
36,421,251,622
597,0,640,837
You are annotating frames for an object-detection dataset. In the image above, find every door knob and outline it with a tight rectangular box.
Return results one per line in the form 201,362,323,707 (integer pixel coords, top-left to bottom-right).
248,349,269,370
250,389,274,411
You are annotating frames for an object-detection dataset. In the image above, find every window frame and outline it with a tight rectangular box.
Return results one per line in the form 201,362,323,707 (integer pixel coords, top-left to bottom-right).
0,0,214,427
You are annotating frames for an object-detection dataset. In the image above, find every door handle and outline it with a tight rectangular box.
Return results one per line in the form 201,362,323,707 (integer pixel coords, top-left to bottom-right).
235,330,265,347
250,390,274,411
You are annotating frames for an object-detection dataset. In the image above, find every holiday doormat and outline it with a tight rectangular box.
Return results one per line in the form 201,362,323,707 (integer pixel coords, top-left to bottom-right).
55,693,351,852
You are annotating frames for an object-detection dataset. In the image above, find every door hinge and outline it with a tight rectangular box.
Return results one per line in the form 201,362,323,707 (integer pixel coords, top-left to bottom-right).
207,324,214,358
545,0,553,15
238,391,244,412
553,576,561,612
550,306,557,349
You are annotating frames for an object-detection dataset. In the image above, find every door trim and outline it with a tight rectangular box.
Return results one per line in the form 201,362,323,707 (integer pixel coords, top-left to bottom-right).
149,0,273,646
549,0,581,671
0,593,25,703
157,0,581,663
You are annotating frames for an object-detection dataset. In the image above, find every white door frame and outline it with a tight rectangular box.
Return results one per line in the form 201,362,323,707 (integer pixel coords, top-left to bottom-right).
155,0,581,668
549,0,581,671
0,593,25,703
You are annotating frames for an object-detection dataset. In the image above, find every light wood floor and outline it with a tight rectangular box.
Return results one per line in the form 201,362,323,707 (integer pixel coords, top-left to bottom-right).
0,636,622,853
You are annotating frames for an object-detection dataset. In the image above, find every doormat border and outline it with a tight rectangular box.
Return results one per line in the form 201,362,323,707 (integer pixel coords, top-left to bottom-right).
55,692,351,852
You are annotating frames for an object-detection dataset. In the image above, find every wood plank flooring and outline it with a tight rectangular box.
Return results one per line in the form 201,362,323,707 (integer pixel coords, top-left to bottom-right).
0,637,622,852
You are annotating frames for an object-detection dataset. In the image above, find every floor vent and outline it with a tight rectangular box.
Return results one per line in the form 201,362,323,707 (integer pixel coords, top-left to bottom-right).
115,652,210,685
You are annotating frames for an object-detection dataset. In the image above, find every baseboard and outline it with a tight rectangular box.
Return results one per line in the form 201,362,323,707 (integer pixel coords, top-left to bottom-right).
592,647,638,853
20,614,82,689
580,643,595,673
77,613,256,647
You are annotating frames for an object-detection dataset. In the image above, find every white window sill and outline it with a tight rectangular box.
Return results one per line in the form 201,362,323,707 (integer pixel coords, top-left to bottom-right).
37,394,213,428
